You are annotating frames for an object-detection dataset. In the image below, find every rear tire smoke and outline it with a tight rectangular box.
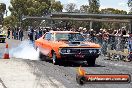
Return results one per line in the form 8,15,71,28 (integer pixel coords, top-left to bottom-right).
9,40,39,60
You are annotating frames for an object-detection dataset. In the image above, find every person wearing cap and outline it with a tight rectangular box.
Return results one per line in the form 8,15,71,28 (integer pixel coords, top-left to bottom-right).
82,28,88,40
89,29,96,42
43,28,47,34
98,28,103,45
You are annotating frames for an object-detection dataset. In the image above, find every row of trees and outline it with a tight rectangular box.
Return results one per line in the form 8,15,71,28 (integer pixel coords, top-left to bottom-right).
63,0,129,31
128,0,132,13
2,0,132,31
65,0,128,14
0,3,6,26
3,0,63,28
65,0,100,13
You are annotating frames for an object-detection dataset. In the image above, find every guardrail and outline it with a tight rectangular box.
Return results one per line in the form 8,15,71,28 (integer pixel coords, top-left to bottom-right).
87,34,131,62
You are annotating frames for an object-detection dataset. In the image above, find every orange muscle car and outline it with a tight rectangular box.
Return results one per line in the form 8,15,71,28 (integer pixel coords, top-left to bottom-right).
35,31,101,66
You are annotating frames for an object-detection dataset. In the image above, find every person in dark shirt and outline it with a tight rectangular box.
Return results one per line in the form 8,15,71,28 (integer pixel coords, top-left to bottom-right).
89,29,96,42
12,29,14,39
28,28,34,42
38,28,43,38
15,27,19,40
19,28,23,41
122,29,126,35
7,27,10,39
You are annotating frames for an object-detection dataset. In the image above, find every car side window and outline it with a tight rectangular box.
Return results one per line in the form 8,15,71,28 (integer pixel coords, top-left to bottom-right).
44,33,51,40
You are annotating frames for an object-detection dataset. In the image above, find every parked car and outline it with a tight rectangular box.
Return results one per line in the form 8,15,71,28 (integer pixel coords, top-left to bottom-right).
0,30,6,43
35,31,101,66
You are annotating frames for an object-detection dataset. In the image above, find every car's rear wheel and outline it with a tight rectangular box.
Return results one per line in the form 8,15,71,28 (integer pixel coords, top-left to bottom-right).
86,57,96,66
52,52,59,65
37,48,46,61
39,52,46,61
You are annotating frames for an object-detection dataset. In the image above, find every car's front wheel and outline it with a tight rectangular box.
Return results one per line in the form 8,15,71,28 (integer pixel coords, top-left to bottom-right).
52,52,59,65
86,57,96,66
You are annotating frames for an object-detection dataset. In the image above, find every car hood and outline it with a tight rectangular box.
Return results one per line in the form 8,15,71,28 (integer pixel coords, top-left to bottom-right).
53,41,101,48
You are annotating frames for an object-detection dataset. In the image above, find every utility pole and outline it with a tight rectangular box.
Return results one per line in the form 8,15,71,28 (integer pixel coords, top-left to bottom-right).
130,20,132,33
0,13,3,27
90,21,93,29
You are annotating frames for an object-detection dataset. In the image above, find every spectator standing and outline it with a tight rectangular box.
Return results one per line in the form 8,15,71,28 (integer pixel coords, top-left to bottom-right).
89,29,96,42
34,29,39,40
13,28,16,39
110,30,117,50
28,27,34,42
128,34,132,61
15,27,19,40
12,29,15,39
121,28,127,50
7,27,11,39
82,28,89,40
38,28,43,38
97,29,103,45
115,29,123,51
102,29,109,56
19,28,23,41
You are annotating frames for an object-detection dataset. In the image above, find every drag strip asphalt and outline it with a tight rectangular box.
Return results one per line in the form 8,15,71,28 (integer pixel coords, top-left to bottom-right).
0,39,132,88
23,57,132,88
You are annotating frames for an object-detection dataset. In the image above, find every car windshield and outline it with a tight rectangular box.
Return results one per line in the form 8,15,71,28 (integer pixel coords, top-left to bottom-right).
55,33,85,41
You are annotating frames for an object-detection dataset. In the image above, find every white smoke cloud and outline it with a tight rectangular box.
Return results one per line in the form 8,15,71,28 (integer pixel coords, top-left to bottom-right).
9,40,39,60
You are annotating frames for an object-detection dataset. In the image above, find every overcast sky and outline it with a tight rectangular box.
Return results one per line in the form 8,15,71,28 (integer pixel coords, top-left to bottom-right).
0,0,130,16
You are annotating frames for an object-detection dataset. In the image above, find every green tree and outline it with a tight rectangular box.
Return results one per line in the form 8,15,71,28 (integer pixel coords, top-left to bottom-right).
80,5,89,13
88,0,100,13
65,3,77,12
0,3,6,26
128,0,132,14
101,8,127,14
88,0,101,31
100,8,128,29
0,3,6,13
51,1,63,12
3,16,17,27
5,0,63,29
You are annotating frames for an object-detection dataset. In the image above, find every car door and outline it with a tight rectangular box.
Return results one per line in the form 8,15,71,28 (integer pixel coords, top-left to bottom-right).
40,33,53,56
